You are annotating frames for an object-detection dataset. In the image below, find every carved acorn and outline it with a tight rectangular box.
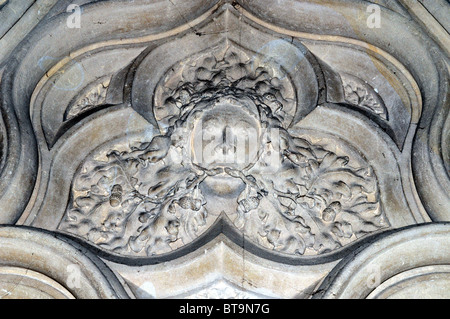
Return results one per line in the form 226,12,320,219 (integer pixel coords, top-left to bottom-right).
109,184,123,207
177,196,202,211
239,196,260,212
322,201,342,222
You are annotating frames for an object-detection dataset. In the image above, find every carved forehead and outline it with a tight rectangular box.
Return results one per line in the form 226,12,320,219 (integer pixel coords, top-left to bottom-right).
201,96,260,119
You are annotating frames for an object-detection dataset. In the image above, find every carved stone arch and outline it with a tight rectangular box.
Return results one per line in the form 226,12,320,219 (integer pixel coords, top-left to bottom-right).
0,0,448,299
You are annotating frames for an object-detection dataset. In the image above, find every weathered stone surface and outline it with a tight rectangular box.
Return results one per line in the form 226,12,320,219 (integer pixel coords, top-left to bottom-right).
0,0,448,299
315,223,450,299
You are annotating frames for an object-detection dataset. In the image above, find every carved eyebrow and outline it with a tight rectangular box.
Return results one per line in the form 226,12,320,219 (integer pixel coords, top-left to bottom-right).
238,118,256,125
202,116,219,123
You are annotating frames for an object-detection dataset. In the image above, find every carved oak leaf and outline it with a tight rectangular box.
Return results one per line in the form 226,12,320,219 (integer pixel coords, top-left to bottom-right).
128,201,179,255
0,128,5,174
237,135,387,255
60,129,218,256
235,183,314,255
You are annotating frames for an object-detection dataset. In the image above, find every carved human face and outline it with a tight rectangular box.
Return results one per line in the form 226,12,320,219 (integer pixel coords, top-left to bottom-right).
191,102,261,171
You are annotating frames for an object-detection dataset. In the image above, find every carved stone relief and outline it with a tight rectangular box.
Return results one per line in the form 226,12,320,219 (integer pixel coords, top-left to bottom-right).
0,0,448,299
341,73,388,121
58,42,388,258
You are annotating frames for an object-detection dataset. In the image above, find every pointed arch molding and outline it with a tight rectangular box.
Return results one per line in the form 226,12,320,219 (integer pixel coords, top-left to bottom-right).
0,0,448,298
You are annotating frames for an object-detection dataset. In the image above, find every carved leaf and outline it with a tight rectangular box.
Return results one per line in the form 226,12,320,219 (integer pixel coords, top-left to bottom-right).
341,73,388,121
237,135,388,255
64,77,111,121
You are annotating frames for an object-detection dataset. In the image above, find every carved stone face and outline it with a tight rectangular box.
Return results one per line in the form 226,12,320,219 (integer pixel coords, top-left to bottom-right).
191,100,261,171
59,45,389,259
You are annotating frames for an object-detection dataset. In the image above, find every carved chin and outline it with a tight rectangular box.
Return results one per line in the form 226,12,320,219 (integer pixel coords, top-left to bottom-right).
201,175,246,198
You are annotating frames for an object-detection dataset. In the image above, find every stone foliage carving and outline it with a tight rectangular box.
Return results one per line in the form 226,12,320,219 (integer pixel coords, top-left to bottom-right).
341,73,388,120
0,0,448,300
184,280,265,299
59,45,388,257
65,77,111,121
0,121,4,174
0,226,128,299
315,223,450,299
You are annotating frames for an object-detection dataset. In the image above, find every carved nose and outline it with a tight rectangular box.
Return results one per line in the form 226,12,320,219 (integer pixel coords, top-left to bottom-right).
221,126,236,154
